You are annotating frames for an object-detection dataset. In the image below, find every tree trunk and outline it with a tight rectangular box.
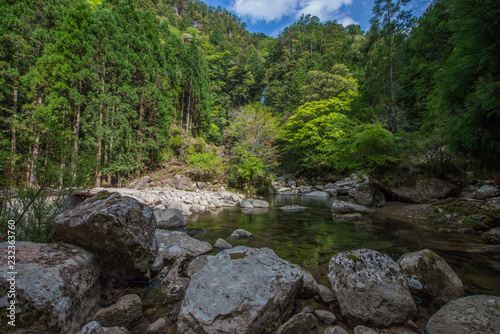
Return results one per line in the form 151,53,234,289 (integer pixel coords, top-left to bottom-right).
9,88,17,178
389,36,397,133
95,77,104,188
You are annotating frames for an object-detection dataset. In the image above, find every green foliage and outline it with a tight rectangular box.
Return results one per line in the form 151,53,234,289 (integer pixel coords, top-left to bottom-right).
351,124,397,167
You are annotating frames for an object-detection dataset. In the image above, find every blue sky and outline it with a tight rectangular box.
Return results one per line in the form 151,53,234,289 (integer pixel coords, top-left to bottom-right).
202,0,375,37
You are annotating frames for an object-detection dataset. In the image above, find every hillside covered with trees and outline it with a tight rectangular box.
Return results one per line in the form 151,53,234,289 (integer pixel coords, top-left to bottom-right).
1,0,499,193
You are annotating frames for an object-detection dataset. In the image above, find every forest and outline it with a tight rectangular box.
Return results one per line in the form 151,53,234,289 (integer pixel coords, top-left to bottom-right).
1,0,499,193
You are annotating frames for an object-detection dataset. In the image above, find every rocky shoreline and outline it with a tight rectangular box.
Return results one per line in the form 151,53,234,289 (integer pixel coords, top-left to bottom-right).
1,173,500,333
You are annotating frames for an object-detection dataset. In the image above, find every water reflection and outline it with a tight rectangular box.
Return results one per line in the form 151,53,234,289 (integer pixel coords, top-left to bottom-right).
186,194,500,296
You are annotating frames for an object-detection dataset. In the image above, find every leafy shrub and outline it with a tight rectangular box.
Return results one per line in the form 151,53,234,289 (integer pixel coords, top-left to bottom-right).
350,124,397,168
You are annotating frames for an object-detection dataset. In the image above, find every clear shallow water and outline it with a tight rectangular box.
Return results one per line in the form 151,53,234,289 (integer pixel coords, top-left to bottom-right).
186,195,500,296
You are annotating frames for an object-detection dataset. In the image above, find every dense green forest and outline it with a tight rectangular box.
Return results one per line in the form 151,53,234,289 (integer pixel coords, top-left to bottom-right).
1,0,499,192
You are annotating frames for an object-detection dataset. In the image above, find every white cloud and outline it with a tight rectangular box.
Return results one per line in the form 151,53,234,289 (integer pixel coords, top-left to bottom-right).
232,0,355,24
231,0,299,23
297,0,353,21
338,16,358,27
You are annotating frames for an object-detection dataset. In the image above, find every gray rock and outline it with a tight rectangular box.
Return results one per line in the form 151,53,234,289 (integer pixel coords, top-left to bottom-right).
292,264,318,298
128,176,151,190
230,228,253,239
314,310,336,324
154,208,186,229
231,193,240,202
332,213,362,221
306,191,330,197
0,242,100,333
473,185,500,200
331,199,375,214
301,306,315,313
280,205,307,212
54,191,157,280
186,255,209,278
325,188,338,196
398,249,465,304
214,238,233,249
298,186,312,193
375,177,458,204
328,249,416,328
210,198,222,208
253,199,270,208
482,197,500,219
324,183,336,189
177,247,304,334
276,313,318,334
240,199,255,208
171,175,191,190
93,294,142,328
160,258,190,297
481,228,500,244
322,326,348,334
424,295,500,334
155,230,212,264
81,321,130,334
353,183,386,207
317,284,336,304
353,325,378,334
189,204,202,214
146,317,171,334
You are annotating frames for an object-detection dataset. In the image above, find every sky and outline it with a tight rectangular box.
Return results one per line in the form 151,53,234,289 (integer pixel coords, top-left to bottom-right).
201,0,375,37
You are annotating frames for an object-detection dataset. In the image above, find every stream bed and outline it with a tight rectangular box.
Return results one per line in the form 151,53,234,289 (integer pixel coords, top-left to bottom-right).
185,194,500,296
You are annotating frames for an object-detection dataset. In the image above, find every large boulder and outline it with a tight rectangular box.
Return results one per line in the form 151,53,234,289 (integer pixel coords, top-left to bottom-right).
473,185,500,200
482,197,500,219
0,242,101,333
177,247,304,333
331,200,375,214
424,295,500,334
375,177,458,203
353,184,386,207
328,249,416,328
54,191,157,280
154,208,186,229
397,249,465,305
154,230,212,264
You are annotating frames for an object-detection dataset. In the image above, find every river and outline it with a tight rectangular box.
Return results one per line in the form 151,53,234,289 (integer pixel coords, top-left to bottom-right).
186,194,500,297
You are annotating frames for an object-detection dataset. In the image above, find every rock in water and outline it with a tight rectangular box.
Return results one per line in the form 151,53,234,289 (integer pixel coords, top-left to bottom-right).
424,295,500,334
398,249,465,305
214,238,233,249
280,205,307,212
177,247,304,333
331,200,375,214
0,242,101,333
230,228,253,239
54,191,157,280
252,199,270,208
154,208,186,229
353,183,386,207
328,249,416,328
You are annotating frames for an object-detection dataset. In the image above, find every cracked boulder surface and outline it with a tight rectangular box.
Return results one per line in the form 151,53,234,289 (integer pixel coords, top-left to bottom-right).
177,246,304,334
0,242,101,333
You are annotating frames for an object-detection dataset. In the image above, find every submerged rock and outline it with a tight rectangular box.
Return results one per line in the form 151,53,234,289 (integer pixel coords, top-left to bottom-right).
328,249,416,328
424,295,500,334
0,242,101,333
398,249,465,305
177,247,304,334
280,205,307,212
54,191,157,280
306,191,329,197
